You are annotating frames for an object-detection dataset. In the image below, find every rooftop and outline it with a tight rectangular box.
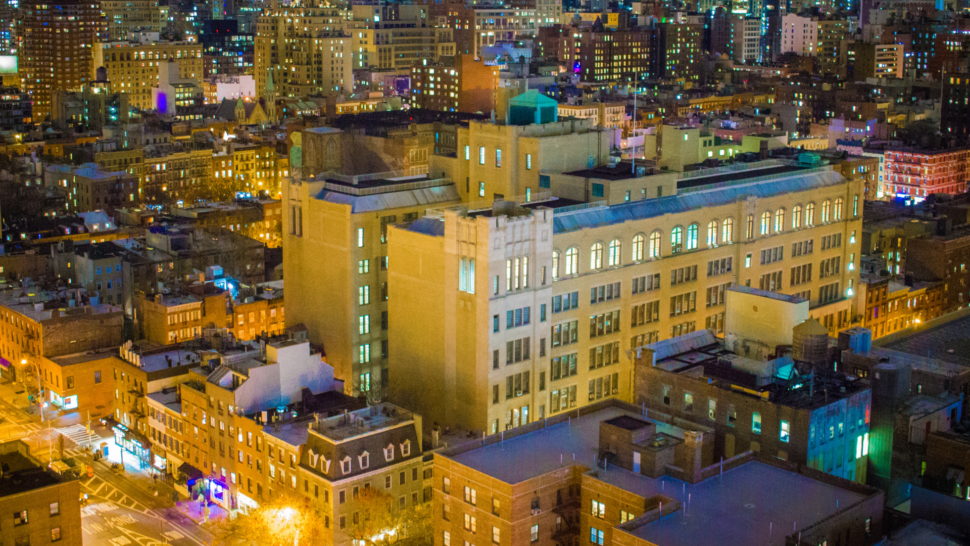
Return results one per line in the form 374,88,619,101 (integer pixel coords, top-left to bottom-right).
620,461,865,546
882,313,970,368
563,161,659,181
146,389,182,414
0,443,66,497
309,403,415,443
857,346,970,378
447,405,688,484
0,283,121,322
553,165,845,234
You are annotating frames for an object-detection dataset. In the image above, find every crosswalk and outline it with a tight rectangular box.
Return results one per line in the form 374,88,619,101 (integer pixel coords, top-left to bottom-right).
57,423,99,448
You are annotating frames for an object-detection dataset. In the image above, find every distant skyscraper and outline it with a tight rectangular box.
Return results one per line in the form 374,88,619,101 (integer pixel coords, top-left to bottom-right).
18,0,104,122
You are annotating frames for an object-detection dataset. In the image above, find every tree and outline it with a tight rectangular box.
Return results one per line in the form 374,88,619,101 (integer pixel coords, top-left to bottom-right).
210,492,327,546
347,488,432,546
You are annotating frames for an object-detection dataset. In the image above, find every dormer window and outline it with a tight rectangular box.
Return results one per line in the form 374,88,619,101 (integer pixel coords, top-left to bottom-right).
401,440,411,457
341,457,352,475
359,452,370,470
384,444,395,462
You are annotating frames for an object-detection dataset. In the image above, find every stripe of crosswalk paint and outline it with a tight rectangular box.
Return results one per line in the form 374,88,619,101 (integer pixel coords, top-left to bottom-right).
109,537,132,546
163,531,185,540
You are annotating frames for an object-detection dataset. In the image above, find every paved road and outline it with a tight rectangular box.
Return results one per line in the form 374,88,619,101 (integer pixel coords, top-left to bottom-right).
80,462,213,546
0,380,214,546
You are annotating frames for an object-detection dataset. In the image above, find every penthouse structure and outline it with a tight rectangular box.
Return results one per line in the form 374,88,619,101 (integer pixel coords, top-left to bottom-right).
432,399,884,546
387,156,864,434
633,287,872,484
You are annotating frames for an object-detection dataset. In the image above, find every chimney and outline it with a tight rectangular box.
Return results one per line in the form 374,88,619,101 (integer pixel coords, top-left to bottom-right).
681,431,705,484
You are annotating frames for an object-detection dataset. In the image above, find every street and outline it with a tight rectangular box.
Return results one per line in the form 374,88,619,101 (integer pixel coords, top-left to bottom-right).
0,378,215,546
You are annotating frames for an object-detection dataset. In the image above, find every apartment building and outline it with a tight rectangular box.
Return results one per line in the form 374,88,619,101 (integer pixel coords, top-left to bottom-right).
0,440,82,546
255,6,353,99
19,0,102,122
0,285,124,383
907,224,970,313
137,289,229,346
858,275,944,340
94,41,204,110
653,23,703,82
350,5,456,70
854,43,905,79
43,164,139,215
432,399,884,546
430,108,612,203
882,147,970,198
172,199,285,248
284,145,463,393
557,103,626,130
411,55,499,114
817,20,850,78
561,28,652,84
633,289,872,484
730,15,761,64
780,13,817,56
447,7,537,59
75,244,127,308
102,0,164,40
388,157,864,434
38,349,118,418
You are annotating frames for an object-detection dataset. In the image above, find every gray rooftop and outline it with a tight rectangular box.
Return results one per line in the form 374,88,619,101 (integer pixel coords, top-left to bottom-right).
856,347,970,378
447,406,687,484
882,313,970,369
622,461,865,546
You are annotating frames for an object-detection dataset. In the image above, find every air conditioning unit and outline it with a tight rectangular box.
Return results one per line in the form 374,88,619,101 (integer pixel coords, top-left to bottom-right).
531,508,542,516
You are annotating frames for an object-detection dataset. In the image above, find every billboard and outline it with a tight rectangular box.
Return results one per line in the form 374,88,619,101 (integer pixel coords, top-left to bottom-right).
0,56,16,74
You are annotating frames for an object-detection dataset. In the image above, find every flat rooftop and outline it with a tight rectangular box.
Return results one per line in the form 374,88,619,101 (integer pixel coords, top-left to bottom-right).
620,461,865,546
0,449,63,497
134,349,200,373
563,161,658,181
146,390,182,413
882,313,970,369
0,284,121,322
447,406,688,484
264,417,312,447
677,164,802,190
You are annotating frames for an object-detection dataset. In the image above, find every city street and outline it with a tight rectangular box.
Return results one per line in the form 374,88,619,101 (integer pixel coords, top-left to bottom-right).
0,377,215,546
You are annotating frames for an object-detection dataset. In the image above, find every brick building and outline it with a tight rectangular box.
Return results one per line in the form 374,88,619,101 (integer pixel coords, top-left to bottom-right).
882,147,970,198
0,440,82,546
432,398,884,546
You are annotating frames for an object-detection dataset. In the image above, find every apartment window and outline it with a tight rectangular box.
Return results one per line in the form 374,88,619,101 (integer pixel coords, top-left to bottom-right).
671,226,683,253
51,527,61,542
464,513,477,533
706,283,731,307
505,338,531,363
565,247,578,275
14,510,27,526
94,371,101,384
527,154,532,169
727,405,737,427
465,146,470,160
669,292,697,317
684,392,694,414
821,200,831,223
632,234,645,261
746,214,754,239
760,212,770,235
649,230,662,258
589,311,620,338
359,315,370,335
790,264,812,286
49,503,59,516
722,218,734,243
631,301,660,326
590,528,604,546
359,344,370,363
632,273,661,294
357,227,364,248
760,246,784,265
791,239,814,257
774,209,785,233
780,420,790,442
444,531,451,546
591,500,605,518
707,257,732,277
759,271,783,292
495,149,502,167
464,486,477,505
708,399,717,420
752,412,762,434
459,257,476,293
590,282,621,304
493,526,501,544
589,342,620,370
670,265,697,286
443,476,451,494
590,243,603,269
686,223,698,250
479,182,485,197
551,321,578,347
359,286,370,305
479,146,485,165
548,348,579,378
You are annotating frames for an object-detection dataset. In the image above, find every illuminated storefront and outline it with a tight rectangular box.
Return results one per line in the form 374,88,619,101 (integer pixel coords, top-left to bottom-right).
110,421,151,467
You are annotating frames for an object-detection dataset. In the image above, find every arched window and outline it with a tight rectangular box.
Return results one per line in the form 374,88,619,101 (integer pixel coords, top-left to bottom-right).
805,203,816,226
707,220,719,247
649,231,662,258
722,218,734,244
746,215,754,239
608,239,621,267
792,205,802,229
671,227,683,253
760,212,771,235
821,200,831,223
834,198,844,221
774,209,785,233
590,243,603,270
687,223,699,250
632,234,645,262
565,247,578,276
552,250,560,280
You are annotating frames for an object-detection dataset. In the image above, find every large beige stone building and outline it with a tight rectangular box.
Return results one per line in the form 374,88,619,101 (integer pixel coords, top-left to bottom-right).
283,161,463,393
387,158,863,434
94,40,204,110
255,6,353,99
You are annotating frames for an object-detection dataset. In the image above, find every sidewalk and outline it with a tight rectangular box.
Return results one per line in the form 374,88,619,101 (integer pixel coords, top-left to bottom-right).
95,434,178,510
177,498,230,525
